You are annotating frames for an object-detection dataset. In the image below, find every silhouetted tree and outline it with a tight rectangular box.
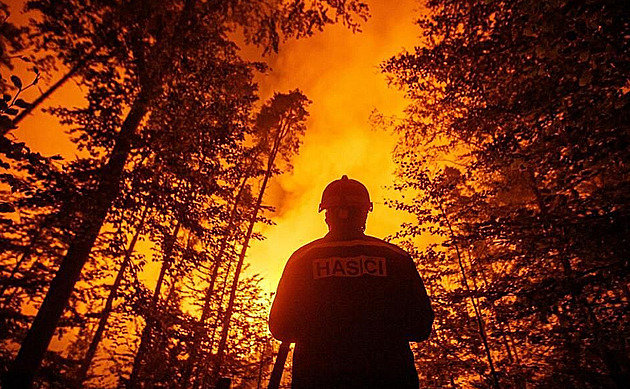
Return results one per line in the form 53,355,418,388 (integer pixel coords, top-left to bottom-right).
211,90,310,386
384,0,630,387
2,1,368,388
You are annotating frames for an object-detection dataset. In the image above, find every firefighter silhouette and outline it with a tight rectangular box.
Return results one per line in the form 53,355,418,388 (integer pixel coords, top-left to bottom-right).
270,175,434,388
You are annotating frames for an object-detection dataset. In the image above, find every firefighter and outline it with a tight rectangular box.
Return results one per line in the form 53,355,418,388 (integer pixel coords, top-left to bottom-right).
269,175,434,388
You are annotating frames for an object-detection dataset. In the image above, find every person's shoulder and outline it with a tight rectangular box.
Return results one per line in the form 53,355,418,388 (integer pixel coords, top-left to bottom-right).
288,237,328,261
361,235,410,258
287,235,410,261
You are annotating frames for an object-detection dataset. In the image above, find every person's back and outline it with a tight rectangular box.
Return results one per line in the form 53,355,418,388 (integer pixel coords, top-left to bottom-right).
269,176,434,388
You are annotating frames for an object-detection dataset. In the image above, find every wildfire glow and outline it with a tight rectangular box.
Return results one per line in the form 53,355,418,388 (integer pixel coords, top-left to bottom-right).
246,0,425,294
10,0,426,296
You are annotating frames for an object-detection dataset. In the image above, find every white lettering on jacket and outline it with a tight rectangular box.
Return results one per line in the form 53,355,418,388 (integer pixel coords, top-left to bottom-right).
312,256,387,279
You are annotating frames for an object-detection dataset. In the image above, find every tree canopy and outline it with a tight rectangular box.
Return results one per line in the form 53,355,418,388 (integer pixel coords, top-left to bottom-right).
384,0,629,387
0,0,366,388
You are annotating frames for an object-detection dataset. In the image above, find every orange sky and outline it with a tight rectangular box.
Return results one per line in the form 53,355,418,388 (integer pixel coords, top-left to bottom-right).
246,0,424,293
8,0,426,295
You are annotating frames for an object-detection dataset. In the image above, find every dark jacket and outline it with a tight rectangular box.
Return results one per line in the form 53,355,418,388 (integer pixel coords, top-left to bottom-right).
269,233,434,388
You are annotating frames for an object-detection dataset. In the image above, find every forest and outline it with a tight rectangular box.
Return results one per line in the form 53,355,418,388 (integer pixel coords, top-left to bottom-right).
0,0,628,388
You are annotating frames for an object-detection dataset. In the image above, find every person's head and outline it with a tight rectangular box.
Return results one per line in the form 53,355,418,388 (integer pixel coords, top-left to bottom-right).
319,175,373,236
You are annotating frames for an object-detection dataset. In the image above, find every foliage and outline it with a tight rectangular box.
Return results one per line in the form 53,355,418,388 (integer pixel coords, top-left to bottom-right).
384,0,630,387
1,0,366,388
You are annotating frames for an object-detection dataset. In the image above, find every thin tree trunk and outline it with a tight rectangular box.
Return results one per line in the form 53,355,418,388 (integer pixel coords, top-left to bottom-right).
6,48,98,134
0,221,48,305
466,249,517,366
212,123,285,384
127,220,181,389
436,198,501,389
0,202,78,308
10,65,79,129
163,231,193,308
3,90,151,389
193,243,239,389
181,176,250,388
256,338,272,389
76,205,149,385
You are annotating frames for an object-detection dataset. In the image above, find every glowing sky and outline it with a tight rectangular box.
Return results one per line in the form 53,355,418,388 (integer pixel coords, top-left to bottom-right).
246,0,424,293
8,0,425,295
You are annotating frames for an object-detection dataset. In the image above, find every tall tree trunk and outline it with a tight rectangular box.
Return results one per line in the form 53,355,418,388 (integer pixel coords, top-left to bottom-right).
76,205,149,385
127,220,181,389
193,242,239,389
436,197,501,389
467,249,518,368
0,201,79,308
3,90,151,389
212,126,284,384
181,176,251,389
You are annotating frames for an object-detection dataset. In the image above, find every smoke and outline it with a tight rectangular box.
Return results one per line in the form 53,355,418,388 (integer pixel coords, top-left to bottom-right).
9,0,425,294
247,0,424,293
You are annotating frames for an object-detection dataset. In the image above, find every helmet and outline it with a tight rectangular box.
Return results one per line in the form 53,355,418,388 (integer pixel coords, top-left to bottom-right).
318,175,373,213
